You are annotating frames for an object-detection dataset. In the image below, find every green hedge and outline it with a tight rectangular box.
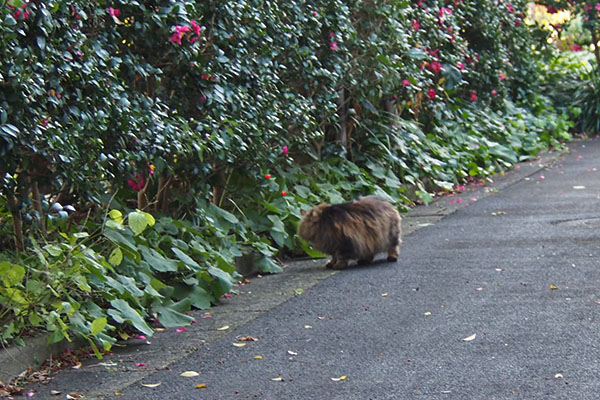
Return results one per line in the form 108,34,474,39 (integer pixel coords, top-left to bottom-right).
0,0,573,351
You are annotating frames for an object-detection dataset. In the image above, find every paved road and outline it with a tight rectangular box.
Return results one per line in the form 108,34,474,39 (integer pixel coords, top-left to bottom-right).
24,139,600,399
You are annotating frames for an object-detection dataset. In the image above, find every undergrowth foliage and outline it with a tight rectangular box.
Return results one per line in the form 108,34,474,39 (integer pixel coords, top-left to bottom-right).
0,0,575,352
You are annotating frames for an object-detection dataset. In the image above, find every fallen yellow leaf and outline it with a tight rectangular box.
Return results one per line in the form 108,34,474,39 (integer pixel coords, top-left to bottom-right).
381,293,389,297
461,333,477,342
180,371,200,377
233,342,246,347
217,325,230,331
550,284,558,290
555,373,564,379
254,355,263,360
331,375,347,381
141,382,162,388
270,376,284,381
304,325,313,329
424,312,432,316
195,384,207,389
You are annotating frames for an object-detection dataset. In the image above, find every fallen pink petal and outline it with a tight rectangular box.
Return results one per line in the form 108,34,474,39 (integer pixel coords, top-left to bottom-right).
136,363,146,367
176,328,187,333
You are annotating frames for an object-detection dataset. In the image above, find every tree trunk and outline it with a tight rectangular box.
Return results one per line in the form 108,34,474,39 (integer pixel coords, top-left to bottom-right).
7,194,24,252
335,88,348,154
31,180,46,234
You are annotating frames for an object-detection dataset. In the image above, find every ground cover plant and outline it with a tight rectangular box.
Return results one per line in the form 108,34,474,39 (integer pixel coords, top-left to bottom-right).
0,0,581,354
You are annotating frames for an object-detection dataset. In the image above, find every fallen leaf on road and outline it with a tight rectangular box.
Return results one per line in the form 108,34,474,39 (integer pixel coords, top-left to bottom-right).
424,312,432,316
295,288,304,295
254,355,263,360
550,284,558,290
217,325,230,331
66,394,83,400
288,350,298,356
381,293,389,297
331,375,347,381
50,390,61,396
180,371,200,377
239,336,259,341
270,376,284,382
304,325,313,329
491,211,506,216
573,186,586,190
462,334,477,342
555,373,564,379
141,383,162,388
196,384,207,389
233,342,246,347
72,363,82,369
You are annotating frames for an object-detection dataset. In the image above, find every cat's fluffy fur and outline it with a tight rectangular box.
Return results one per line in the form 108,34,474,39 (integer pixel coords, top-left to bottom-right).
298,196,402,269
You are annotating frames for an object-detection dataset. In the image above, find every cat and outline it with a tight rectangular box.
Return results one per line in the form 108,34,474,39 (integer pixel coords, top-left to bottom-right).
298,196,402,269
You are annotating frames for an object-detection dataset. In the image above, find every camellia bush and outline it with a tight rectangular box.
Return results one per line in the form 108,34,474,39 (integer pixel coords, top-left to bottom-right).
0,0,574,353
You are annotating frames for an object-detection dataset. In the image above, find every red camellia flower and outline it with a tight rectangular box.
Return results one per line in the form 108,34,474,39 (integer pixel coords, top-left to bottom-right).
470,92,478,102
127,173,146,191
546,5,558,13
572,44,582,52
108,7,120,17
411,20,420,31
427,89,436,100
264,174,272,179
281,191,288,197
282,145,289,155
402,79,411,87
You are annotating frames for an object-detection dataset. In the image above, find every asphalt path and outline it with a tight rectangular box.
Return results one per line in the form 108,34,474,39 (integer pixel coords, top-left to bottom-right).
23,139,600,399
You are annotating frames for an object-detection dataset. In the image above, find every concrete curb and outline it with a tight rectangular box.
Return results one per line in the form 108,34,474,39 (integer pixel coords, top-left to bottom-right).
0,146,567,388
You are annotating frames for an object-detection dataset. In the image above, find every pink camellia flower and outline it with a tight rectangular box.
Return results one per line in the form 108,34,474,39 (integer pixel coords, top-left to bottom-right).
329,40,338,51
506,3,515,13
402,79,411,87
427,89,436,100
428,61,443,74
411,20,421,31
572,44,582,51
282,145,289,155
191,19,202,36
585,3,592,12
491,89,498,96
499,73,506,81
169,25,191,45
108,7,120,17
470,92,478,102
457,62,465,70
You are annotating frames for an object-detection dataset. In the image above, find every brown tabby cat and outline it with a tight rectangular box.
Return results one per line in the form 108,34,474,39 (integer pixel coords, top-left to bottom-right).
298,196,402,269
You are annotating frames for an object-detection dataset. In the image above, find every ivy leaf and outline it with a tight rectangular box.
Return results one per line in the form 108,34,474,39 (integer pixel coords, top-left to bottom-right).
129,211,149,235
109,247,123,266
109,299,153,336
90,317,107,336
